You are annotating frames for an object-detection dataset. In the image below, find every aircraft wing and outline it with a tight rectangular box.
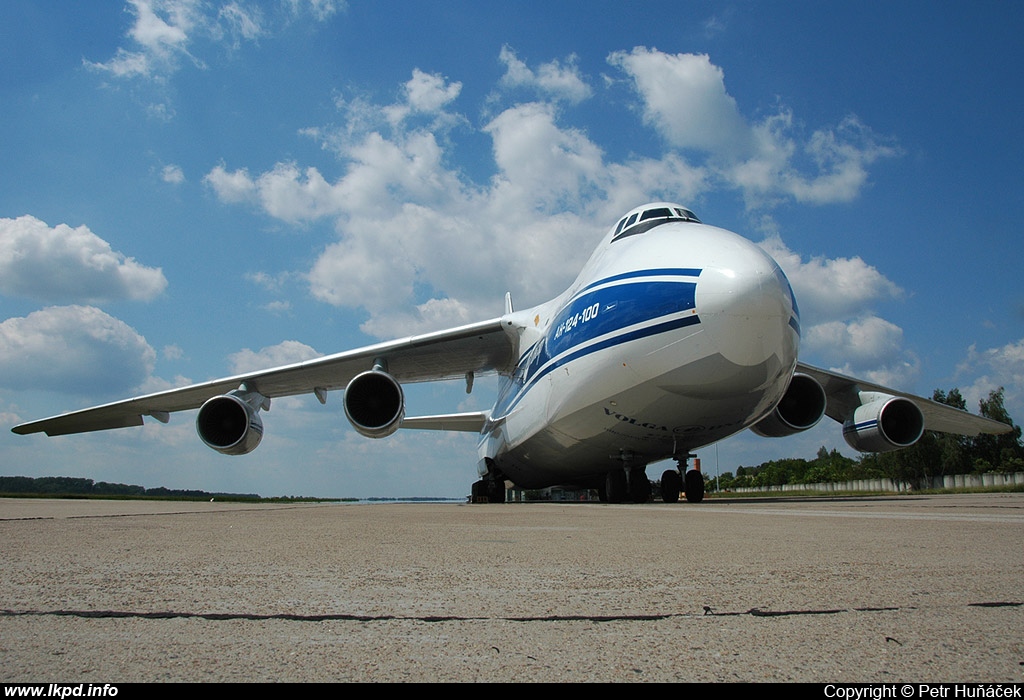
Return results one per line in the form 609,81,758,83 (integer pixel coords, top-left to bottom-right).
401,412,490,432
12,318,516,438
796,362,1013,436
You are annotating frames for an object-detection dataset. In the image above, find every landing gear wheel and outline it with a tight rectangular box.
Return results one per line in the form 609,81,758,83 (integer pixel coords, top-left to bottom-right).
605,470,628,504
471,479,506,503
628,470,651,503
661,469,681,503
470,480,487,503
486,479,506,503
684,469,705,503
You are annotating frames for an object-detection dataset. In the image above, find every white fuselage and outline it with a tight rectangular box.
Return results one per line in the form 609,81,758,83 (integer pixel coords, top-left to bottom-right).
478,210,800,488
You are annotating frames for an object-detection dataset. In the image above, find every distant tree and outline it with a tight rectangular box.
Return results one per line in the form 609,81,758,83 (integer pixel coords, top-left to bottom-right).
35,477,94,494
802,446,858,483
716,471,736,490
973,388,1024,471
0,476,36,493
730,467,754,489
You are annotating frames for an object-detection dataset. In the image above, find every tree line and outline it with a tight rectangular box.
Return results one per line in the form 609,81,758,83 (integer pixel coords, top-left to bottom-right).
0,475,261,500
712,387,1023,491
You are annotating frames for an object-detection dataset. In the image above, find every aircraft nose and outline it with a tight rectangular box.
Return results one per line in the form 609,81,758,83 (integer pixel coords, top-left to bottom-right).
696,243,798,368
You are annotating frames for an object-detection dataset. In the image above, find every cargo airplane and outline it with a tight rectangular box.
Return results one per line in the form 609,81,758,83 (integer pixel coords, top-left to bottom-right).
12,203,1011,503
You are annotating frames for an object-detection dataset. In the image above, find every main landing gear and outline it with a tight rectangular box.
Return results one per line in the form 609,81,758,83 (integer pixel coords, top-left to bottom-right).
471,459,507,503
602,466,651,503
471,477,506,503
599,452,706,504
598,450,653,503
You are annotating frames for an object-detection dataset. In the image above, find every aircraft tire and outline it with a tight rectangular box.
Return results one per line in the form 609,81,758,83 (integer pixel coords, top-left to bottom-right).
628,471,651,503
486,479,506,504
471,479,506,503
605,470,627,504
661,470,681,503
684,470,705,503
470,479,487,503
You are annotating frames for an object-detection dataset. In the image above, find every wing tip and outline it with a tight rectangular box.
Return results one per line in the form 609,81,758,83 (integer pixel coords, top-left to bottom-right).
11,414,146,437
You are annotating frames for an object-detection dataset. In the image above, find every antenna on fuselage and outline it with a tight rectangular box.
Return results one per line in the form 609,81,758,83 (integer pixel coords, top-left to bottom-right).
504,291,514,314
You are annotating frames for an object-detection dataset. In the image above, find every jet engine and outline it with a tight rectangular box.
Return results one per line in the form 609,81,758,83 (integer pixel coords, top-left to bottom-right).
196,388,267,455
344,370,405,438
750,373,827,438
842,394,925,453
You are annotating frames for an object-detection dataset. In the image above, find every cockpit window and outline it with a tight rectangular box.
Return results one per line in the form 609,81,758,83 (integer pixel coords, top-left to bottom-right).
640,207,673,221
612,206,700,242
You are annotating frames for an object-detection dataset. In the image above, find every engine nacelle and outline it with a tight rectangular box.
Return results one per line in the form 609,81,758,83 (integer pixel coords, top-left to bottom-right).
196,392,265,455
843,395,925,453
750,373,826,438
344,370,405,438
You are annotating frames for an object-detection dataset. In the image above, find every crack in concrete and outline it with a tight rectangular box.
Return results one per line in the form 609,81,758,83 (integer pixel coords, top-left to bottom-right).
2,601,1018,623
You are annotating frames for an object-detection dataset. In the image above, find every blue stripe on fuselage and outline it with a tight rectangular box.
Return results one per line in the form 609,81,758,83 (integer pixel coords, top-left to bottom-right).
491,269,701,419
576,267,702,295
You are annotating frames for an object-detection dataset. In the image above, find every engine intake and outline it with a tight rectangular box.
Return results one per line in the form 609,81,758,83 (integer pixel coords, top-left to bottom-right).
196,391,265,455
843,395,925,453
750,373,826,438
344,370,405,438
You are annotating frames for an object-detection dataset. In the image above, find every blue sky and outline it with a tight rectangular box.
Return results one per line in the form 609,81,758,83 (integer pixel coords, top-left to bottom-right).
1,1,1022,498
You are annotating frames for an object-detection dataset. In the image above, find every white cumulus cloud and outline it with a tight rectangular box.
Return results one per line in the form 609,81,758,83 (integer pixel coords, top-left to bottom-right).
228,340,323,374
0,216,167,303
0,306,156,395
161,164,185,184
758,234,903,323
87,0,337,81
956,339,1024,418
498,46,592,104
86,0,202,78
384,69,463,127
608,48,750,156
609,48,900,206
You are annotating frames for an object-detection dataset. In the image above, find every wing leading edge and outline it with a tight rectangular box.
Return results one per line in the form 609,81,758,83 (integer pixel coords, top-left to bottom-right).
12,318,516,438
796,362,1012,436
